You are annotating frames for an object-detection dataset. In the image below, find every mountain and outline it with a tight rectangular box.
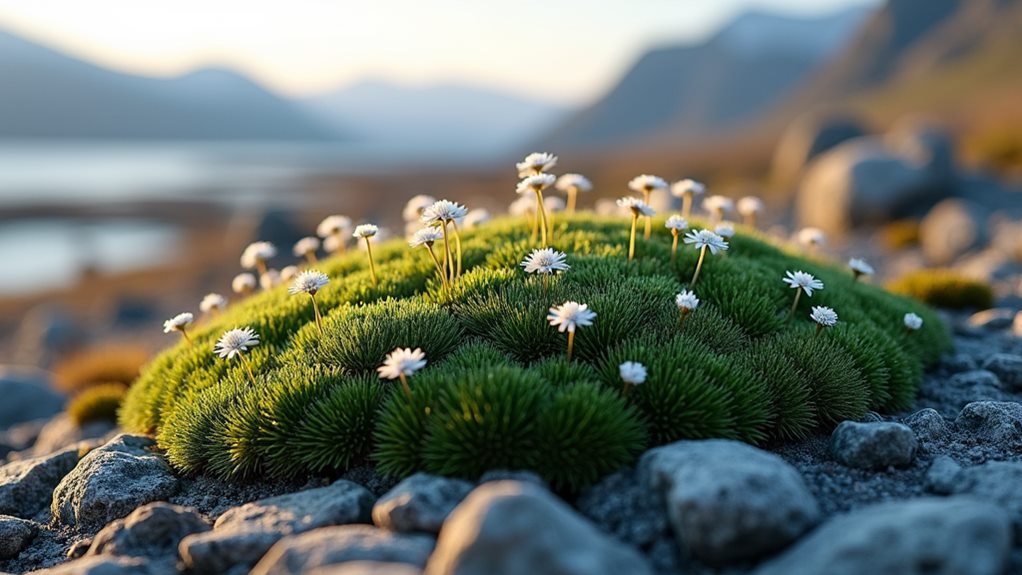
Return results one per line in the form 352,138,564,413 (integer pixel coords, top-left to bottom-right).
302,80,568,158
537,5,872,153
0,28,340,141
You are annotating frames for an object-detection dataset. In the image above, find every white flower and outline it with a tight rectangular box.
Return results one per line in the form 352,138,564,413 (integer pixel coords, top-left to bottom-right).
377,347,427,380
463,209,491,229
353,224,379,239
544,196,566,213
232,273,257,294
665,215,688,231
214,327,260,360
240,241,277,270
280,265,299,282
199,293,227,314
260,269,281,290
421,199,468,225
783,270,824,296
408,227,444,248
516,173,556,195
715,223,735,238
683,229,729,255
516,152,558,176
628,174,668,193
323,234,346,253
703,195,734,215
403,195,437,222
292,237,320,258
163,312,193,333
675,290,700,312
547,301,596,333
555,173,592,193
671,179,705,198
848,258,875,276
288,270,330,295
317,215,352,238
616,196,656,217
737,196,764,216
904,312,923,331
619,361,647,385
798,227,826,248
810,306,839,327
521,248,569,275
509,195,535,216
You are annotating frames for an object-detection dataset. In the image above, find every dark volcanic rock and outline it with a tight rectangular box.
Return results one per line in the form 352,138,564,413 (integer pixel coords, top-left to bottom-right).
373,473,473,534
251,525,435,575
0,514,37,559
87,502,209,558
830,421,918,469
0,446,81,518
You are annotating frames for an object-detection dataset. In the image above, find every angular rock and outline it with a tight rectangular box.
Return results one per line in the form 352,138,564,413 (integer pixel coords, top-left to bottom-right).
955,401,1022,447
251,525,435,575
87,502,209,558
951,461,1022,538
0,514,37,559
31,555,163,575
306,562,422,575
640,439,820,565
425,481,651,575
924,456,963,495
902,408,948,444
373,473,473,534
968,308,1016,330
754,498,1011,575
981,354,1022,391
0,446,81,518
51,434,179,531
0,367,65,431
830,421,918,470
179,479,373,574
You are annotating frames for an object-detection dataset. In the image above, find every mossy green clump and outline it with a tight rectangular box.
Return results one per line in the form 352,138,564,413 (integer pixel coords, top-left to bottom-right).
887,268,995,310
121,213,949,489
68,382,128,426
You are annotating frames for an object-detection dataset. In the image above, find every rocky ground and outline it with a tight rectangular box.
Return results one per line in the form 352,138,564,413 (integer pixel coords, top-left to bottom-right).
0,310,1020,575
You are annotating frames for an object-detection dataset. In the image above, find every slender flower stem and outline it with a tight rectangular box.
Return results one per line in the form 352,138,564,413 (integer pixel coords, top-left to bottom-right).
332,232,346,252
690,245,707,286
535,190,549,246
682,195,693,219
440,223,454,283
397,373,412,399
530,211,539,242
425,245,449,289
814,324,823,338
679,310,690,331
450,220,463,280
179,329,193,346
256,261,267,276
239,352,256,384
671,233,679,263
310,293,323,335
542,273,549,296
567,188,577,213
566,330,575,361
642,190,652,239
744,214,756,228
622,382,631,396
364,238,378,286
852,272,862,283
787,290,802,322
628,214,638,261
305,252,318,266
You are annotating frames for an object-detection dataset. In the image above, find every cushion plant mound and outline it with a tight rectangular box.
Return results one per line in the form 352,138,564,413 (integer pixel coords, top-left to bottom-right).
120,214,950,491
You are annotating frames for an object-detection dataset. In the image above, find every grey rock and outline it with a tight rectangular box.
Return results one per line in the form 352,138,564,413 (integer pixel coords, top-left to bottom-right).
754,498,1011,575
179,479,373,574
920,199,988,266
0,514,37,559
576,468,667,549
251,525,435,575
30,414,117,458
87,502,209,558
0,367,65,431
902,408,948,444
969,308,1016,330
924,456,963,495
886,119,956,182
830,421,918,470
373,473,472,534
947,370,1003,402
1014,311,1022,337
51,434,179,531
30,555,163,575
425,481,651,575
0,418,49,457
772,113,867,184
477,469,546,487
951,461,1022,539
0,446,80,518
940,353,977,373
955,401,1022,447
306,563,422,575
982,353,1022,391
640,439,820,565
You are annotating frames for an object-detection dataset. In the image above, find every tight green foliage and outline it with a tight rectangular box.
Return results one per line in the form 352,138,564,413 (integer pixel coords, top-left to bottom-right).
68,383,127,426
121,213,947,489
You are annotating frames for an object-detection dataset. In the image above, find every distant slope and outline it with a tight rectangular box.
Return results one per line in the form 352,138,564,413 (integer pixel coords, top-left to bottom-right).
0,29,341,141
302,80,568,157
537,6,871,153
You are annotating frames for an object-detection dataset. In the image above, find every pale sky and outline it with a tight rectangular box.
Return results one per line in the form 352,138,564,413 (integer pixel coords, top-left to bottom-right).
0,0,876,104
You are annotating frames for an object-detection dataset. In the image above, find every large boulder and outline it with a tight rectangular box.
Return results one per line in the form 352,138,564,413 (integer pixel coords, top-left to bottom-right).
87,502,209,558
640,439,820,565
425,481,651,575
0,514,37,559
0,446,81,518
0,367,65,431
949,461,1022,539
372,473,473,534
51,434,179,531
772,113,868,184
919,199,990,265
886,119,956,182
830,421,918,470
251,525,435,575
754,498,1011,575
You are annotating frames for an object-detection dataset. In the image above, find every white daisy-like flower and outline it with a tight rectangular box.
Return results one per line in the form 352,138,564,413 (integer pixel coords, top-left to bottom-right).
675,290,700,312
904,312,923,331
555,173,592,193
783,270,824,297
377,347,428,380
715,223,736,238
463,209,491,229
547,301,596,333
288,270,330,295
292,237,320,258
232,273,257,294
280,265,299,282
737,196,764,216
317,215,352,238
240,241,277,270
617,196,656,217
199,293,227,314
323,234,346,254
214,327,260,360
421,199,468,225
671,179,705,198
683,229,729,255
544,196,566,213
260,270,281,291
521,248,569,275
163,312,193,333
509,195,535,216
353,224,379,239
403,195,438,222
408,227,444,248
848,258,875,277
798,227,826,248
628,174,668,193
703,195,734,216
665,215,689,231
516,152,558,176
516,173,556,195
810,306,839,327
619,361,647,385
